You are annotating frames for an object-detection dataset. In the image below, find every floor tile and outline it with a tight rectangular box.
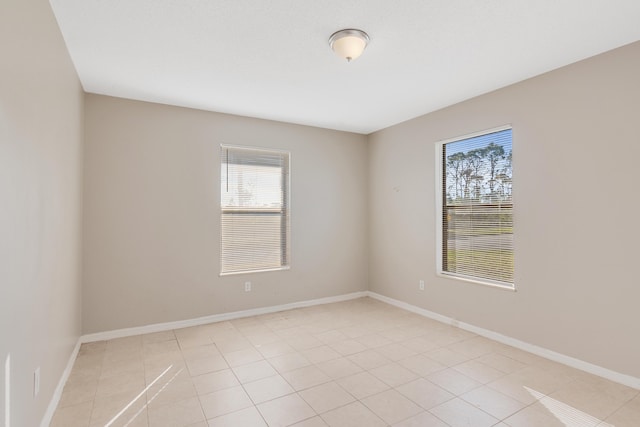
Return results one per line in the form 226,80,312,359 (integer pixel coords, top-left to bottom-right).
378,327,422,343
492,345,545,366
338,325,370,339
142,330,176,344
460,385,527,419
320,401,386,427
146,375,197,408
315,330,348,344
58,379,98,408
398,354,447,377
369,362,418,387
290,416,328,427
391,411,449,427
275,325,308,340
287,335,324,351
354,333,394,349
570,372,639,403
543,378,628,420
66,363,102,384
176,333,213,349
268,352,312,373
96,372,146,398
316,358,363,379
192,369,239,395
603,401,640,427
328,339,368,356
526,395,606,427
346,349,390,370
144,357,187,381
426,367,482,395
475,352,528,374
207,407,267,427
255,341,296,358
336,371,390,399
487,375,542,405
186,354,229,376
232,359,277,384
78,341,107,355
90,389,147,426
423,330,469,348
429,397,499,427
425,347,473,367
100,357,144,379
282,365,332,391
447,337,495,358
452,359,506,384
222,346,264,367
50,298,640,427
361,389,423,425
299,382,355,414
246,331,281,346
257,393,316,427
147,396,205,427
50,401,93,427
198,385,253,419
93,408,149,427
506,365,574,395
243,375,295,404
395,378,455,410
374,343,418,362
215,337,253,354
182,345,221,362
107,336,143,352
301,345,342,364
503,403,573,427
401,336,441,353
143,340,180,357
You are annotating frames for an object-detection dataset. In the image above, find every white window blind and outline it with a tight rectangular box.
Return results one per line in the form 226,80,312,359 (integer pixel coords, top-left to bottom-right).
220,145,290,275
438,127,514,288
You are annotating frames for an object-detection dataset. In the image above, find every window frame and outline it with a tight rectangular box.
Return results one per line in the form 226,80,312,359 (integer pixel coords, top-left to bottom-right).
220,144,291,276
434,125,515,291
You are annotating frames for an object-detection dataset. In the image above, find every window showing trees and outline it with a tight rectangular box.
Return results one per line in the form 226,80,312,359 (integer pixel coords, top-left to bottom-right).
220,145,290,275
438,127,513,288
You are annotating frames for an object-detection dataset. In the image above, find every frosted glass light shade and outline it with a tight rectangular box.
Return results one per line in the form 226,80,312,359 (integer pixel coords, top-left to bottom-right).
329,29,369,62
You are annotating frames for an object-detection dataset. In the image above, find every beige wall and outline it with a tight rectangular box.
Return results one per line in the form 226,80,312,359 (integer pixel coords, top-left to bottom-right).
82,95,369,333
368,41,640,378
0,0,84,425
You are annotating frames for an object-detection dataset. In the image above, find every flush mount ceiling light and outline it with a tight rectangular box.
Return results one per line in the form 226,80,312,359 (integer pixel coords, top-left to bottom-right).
329,29,369,62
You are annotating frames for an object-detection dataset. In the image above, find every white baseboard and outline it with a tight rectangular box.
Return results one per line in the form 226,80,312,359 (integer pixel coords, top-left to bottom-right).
40,338,81,427
81,291,368,343
366,291,640,390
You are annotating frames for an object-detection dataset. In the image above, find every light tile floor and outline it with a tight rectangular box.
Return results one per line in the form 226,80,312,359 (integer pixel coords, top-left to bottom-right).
50,297,640,427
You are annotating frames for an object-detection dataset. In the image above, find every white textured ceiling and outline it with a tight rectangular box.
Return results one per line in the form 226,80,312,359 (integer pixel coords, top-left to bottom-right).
49,0,640,134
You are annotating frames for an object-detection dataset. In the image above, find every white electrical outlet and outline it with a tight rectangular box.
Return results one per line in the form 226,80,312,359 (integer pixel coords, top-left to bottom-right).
33,367,40,398
244,282,251,292
419,280,425,291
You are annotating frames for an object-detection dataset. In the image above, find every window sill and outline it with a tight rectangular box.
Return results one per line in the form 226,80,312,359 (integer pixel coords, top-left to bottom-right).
437,272,516,291
220,266,290,277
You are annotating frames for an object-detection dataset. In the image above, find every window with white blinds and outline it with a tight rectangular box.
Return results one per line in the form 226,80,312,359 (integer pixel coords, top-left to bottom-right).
220,145,290,275
437,126,514,289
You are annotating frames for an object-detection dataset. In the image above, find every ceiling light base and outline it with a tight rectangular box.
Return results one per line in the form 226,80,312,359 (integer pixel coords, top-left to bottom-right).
329,29,369,62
